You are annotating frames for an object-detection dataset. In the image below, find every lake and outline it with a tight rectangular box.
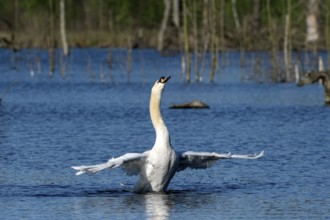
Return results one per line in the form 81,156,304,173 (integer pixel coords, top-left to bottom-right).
0,48,330,219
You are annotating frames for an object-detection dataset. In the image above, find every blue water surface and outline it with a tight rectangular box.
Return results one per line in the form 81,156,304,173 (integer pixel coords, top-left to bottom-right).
0,48,330,219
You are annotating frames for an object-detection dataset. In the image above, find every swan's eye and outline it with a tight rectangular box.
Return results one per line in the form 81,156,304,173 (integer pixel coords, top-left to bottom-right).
158,77,166,83
157,76,171,84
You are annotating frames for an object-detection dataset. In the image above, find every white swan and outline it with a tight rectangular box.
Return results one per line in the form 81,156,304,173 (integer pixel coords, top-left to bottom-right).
72,76,264,193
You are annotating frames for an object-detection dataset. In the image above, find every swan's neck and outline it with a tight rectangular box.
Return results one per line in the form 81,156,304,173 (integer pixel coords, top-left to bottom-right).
150,90,170,148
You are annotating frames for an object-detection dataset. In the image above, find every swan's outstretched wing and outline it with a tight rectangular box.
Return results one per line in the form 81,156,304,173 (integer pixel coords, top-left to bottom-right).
72,151,150,176
177,150,264,172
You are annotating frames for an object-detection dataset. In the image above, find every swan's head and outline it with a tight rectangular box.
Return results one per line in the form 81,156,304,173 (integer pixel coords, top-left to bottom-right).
152,76,171,95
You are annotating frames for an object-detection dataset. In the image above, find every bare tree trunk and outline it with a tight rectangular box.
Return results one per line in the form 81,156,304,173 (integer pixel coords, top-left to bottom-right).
240,16,247,67
49,0,55,74
284,0,292,82
306,0,320,43
306,0,320,63
327,1,330,68
284,14,290,81
220,0,225,66
210,0,217,83
193,1,200,82
215,1,220,73
294,64,300,84
172,0,180,28
231,0,245,67
126,37,133,82
318,56,324,71
231,0,241,31
158,0,171,51
200,0,209,78
251,0,261,76
60,0,69,56
182,0,191,83
267,0,279,82
252,0,261,33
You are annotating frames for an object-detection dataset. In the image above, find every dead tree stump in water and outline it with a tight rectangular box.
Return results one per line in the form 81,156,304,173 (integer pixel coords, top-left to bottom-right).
297,70,330,105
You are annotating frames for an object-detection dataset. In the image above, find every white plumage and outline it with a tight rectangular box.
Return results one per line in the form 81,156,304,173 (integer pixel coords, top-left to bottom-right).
72,76,263,193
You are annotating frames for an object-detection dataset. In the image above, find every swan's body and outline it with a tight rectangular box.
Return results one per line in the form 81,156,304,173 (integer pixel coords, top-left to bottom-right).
72,76,263,193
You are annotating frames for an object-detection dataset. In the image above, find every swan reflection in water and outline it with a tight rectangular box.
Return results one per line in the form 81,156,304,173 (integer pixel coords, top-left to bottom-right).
143,191,216,220
144,193,172,220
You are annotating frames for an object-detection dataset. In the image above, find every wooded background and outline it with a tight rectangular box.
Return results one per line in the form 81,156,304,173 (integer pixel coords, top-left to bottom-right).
0,0,329,82
0,0,328,50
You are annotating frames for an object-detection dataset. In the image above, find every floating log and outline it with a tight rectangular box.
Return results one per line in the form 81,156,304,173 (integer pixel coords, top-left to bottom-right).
169,100,210,109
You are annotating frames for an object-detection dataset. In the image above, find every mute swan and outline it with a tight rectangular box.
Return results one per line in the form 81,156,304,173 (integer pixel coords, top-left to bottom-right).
72,76,264,193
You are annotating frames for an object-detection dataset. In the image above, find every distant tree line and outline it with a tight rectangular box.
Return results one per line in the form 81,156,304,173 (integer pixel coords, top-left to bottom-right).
0,0,329,83
0,0,328,49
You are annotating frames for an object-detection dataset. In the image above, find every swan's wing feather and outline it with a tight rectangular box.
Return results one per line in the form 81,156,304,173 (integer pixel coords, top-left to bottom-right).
177,150,264,172
72,151,150,176
121,151,150,176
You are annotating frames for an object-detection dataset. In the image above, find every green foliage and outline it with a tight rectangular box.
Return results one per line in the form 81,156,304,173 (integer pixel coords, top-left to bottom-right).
0,0,328,50
0,0,317,31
